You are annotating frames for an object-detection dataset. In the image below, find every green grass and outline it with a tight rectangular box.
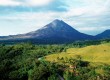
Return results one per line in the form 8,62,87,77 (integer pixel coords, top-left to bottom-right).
45,43,110,65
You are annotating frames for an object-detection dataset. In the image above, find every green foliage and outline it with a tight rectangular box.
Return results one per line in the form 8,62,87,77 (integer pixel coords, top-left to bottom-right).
63,70,75,80
48,74,59,80
0,43,65,80
29,64,49,80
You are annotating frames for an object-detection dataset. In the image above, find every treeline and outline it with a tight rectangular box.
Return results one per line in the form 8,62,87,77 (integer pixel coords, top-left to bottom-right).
0,38,110,45
65,38,110,48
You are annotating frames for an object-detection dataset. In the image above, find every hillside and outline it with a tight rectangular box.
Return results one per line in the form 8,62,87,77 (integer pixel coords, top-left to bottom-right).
45,43,110,64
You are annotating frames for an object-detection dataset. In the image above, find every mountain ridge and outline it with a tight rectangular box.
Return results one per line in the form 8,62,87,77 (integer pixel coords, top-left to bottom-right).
0,19,110,44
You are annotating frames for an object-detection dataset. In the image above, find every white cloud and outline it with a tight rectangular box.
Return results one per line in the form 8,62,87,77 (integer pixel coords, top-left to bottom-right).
77,27,98,31
0,12,58,22
0,12,60,36
63,7,86,17
0,0,53,6
65,0,110,17
0,0,22,6
75,26,110,35
25,0,53,6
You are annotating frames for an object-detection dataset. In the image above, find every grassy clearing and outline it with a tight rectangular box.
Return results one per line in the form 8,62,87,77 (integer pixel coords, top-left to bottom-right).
45,43,110,65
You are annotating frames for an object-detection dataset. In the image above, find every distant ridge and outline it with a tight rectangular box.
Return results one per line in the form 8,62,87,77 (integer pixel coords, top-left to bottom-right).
96,29,110,39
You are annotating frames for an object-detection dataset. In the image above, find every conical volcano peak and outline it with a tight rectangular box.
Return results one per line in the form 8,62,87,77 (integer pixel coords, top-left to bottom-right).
42,19,79,33
0,19,95,43
52,19,62,23
51,19,63,26
42,19,67,29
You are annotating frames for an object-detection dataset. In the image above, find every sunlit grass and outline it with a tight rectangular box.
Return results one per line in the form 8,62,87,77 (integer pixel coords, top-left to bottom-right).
45,43,110,64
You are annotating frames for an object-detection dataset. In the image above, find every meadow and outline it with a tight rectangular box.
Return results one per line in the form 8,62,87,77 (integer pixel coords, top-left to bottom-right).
45,43,110,64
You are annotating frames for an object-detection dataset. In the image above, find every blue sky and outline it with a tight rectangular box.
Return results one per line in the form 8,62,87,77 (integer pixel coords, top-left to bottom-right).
0,0,110,36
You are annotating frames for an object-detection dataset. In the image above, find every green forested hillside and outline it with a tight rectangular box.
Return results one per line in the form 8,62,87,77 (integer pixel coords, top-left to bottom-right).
0,40,110,80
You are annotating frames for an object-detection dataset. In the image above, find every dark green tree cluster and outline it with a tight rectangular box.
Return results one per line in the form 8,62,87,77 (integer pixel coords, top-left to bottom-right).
0,43,65,80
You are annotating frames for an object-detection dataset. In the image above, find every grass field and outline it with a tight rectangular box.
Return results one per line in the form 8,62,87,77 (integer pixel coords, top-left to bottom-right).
45,43,110,65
